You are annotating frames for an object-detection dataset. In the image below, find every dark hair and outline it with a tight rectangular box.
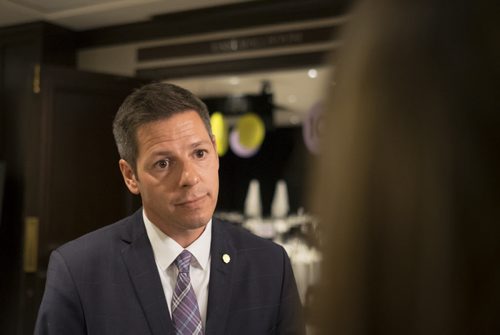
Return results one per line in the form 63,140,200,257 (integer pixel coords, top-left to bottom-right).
312,0,500,333
112,82,212,170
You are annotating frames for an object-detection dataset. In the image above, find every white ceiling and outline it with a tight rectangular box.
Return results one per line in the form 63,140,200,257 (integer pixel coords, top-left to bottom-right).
0,0,254,30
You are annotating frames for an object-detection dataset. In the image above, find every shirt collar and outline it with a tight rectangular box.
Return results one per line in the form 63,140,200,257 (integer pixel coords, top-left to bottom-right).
143,209,212,272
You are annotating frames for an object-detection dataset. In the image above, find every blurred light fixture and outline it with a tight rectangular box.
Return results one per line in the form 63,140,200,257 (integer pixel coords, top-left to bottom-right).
228,112,265,158
210,112,229,156
307,69,318,79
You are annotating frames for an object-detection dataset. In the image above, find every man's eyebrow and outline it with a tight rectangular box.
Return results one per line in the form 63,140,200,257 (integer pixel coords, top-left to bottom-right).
150,149,174,157
149,141,210,157
190,140,211,148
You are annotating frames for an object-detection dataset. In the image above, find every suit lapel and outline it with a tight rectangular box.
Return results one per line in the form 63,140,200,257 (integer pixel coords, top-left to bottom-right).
120,210,175,335
205,219,236,335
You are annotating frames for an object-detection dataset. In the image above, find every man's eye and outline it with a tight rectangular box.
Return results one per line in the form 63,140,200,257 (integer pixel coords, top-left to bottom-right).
195,150,207,159
156,159,170,169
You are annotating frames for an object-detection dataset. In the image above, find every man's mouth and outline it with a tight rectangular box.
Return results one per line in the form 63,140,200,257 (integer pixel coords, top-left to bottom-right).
175,194,207,207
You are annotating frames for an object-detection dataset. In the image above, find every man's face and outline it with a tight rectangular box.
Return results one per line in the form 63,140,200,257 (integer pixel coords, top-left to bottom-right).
120,110,219,240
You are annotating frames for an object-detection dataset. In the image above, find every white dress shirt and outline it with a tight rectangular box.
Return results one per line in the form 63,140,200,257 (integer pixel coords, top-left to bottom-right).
143,211,212,328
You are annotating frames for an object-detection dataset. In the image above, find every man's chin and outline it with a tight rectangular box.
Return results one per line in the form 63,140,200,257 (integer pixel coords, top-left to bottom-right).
182,216,211,230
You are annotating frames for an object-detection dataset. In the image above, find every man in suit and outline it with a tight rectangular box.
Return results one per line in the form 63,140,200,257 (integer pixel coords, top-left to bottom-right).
35,82,305,335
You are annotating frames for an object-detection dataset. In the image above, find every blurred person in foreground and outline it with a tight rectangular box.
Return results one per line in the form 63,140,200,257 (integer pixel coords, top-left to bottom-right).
35,82,305,335
311,0,499,334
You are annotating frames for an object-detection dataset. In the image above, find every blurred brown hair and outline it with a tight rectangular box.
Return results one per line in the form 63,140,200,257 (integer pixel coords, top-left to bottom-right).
312,0,499,333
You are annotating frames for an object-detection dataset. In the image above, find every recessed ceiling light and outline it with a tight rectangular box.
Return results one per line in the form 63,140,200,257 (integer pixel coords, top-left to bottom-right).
307,69,318,79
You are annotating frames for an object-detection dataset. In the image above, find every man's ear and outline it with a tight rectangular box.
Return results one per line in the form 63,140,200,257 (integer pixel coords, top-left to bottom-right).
119,159,140,195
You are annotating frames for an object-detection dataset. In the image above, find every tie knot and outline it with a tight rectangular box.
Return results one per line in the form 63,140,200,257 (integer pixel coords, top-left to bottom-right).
175,250,192,274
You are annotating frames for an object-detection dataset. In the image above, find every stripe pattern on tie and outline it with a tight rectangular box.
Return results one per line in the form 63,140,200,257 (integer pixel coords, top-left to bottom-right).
172,250,204,335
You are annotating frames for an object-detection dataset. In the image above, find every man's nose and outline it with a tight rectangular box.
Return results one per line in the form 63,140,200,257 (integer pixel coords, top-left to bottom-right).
178,160,200,187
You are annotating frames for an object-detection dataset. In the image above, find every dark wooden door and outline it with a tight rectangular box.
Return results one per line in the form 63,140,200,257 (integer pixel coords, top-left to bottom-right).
20,66,144,334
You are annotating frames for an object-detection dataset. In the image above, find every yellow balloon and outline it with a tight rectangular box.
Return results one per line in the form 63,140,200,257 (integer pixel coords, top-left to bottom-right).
210,112,228,156
236,113,265,149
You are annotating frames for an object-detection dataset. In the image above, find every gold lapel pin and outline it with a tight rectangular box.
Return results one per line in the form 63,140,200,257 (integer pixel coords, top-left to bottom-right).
222,253,231,264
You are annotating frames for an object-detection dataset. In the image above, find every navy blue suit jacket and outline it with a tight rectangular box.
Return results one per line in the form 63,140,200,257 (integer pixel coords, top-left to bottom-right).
35,209,305,334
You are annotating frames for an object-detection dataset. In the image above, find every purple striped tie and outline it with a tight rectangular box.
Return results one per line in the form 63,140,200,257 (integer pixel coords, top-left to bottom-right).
172,250,204,335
